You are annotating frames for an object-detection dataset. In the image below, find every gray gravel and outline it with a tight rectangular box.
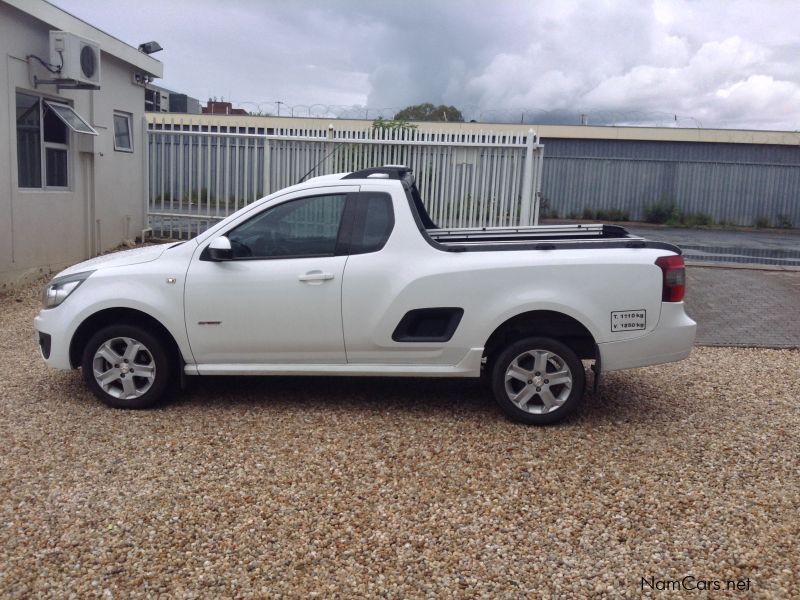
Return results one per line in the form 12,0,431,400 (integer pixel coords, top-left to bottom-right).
1,278,799,598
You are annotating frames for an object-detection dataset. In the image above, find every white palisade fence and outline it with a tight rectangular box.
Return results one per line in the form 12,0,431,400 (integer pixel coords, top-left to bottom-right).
145,117,544,239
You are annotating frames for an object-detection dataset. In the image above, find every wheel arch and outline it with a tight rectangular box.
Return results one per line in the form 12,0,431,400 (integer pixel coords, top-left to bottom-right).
69,307,183,369
483,309,597,368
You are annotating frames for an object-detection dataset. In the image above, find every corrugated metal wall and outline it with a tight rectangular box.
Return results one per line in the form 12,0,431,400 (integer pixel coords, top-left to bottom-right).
541,138,800,227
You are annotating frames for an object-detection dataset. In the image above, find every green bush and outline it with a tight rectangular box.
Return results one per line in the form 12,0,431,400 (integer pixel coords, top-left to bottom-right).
754,216,770,228
644,200,679,224
539,196,558,219
776,214,793,229
606,208,630,222
665,214,683,227
582,208,630,222
566,211,579,220
682,212,713,227
643,200,712,228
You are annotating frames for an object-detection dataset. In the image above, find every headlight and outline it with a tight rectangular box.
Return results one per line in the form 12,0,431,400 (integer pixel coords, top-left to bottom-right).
41,271,94,309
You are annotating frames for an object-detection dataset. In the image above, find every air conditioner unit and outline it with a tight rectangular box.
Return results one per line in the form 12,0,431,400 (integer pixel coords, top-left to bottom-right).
49,31,101,88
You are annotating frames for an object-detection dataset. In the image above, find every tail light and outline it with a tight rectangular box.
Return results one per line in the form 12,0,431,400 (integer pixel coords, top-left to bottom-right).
655,255,686,302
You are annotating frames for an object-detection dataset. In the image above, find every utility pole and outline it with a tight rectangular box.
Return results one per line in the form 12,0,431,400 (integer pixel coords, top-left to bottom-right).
274,100,284,116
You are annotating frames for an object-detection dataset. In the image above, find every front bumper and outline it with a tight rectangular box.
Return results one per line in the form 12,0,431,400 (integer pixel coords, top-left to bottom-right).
34,309,75,370
38,331,51,359
598,302,696,372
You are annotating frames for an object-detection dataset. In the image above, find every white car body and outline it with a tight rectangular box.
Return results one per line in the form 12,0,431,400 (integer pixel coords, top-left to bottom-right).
34,167,696,408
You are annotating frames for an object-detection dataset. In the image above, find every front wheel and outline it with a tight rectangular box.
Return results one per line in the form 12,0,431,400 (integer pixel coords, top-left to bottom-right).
491,336,585,425
81,325,172,409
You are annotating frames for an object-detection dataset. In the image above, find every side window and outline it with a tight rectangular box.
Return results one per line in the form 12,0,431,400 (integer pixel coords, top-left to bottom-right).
17,93,69,187
113,112,133,152
227,194,346,259
43,104,68,187
16,93,42,188
16,93,95,189
350,192,394,254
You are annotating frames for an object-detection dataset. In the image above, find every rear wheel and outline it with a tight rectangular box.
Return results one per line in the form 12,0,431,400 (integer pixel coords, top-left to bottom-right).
491,336,585,425
81,325,172,409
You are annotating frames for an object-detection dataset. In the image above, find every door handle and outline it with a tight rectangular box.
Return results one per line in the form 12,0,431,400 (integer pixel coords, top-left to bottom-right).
298,270,335,283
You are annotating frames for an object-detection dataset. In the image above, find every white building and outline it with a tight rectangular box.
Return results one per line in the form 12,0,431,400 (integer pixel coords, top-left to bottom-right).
1,0,163,286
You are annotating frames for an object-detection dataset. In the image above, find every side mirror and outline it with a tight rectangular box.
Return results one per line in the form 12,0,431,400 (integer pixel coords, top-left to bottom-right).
206,236,233,261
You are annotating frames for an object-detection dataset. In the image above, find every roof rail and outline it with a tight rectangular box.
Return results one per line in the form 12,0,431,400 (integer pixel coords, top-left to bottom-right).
342,165,412,180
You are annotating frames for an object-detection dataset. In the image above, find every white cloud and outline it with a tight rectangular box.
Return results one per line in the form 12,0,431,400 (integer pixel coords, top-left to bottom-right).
50,0,800,129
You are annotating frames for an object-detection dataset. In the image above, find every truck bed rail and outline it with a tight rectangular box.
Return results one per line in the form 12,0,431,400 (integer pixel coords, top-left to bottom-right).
428,224,639,245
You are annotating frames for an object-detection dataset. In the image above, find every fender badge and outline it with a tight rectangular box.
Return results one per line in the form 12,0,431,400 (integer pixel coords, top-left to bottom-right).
198,321,222,326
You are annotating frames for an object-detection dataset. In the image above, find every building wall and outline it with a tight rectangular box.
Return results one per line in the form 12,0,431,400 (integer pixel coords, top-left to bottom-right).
540,138,800,227
0,2,148,286
168,93,200,114
90,53,148,252
145,87,169,112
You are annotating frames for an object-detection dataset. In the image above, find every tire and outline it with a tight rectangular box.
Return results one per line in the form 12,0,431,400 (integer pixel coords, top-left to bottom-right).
81,324,172,409
491,336,585,425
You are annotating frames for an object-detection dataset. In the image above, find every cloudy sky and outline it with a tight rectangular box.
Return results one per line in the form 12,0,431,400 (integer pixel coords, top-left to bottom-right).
51,0,800,130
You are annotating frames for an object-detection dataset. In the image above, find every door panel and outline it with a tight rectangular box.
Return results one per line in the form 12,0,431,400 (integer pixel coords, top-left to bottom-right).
185,190,353,365
185,255,347,364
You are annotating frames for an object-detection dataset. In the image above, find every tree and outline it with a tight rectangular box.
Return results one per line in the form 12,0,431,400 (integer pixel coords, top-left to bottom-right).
394,103,464,122
371,117,418,131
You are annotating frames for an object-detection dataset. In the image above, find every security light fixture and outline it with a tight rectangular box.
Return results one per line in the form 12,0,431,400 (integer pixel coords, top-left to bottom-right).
138,41,163,55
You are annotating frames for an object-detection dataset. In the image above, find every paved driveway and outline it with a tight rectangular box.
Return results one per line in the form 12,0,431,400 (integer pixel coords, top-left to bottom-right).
626,225,800,267
684,266,800,347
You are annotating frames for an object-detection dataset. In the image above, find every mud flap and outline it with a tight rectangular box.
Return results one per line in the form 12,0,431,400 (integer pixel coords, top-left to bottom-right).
179,359,189,391
592,344,601,396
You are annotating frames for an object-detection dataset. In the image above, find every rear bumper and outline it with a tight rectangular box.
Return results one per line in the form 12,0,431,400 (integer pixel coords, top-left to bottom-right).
599,302,696,372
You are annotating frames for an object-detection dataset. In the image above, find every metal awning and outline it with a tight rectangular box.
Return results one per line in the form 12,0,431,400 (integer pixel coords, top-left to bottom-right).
44,100,98,136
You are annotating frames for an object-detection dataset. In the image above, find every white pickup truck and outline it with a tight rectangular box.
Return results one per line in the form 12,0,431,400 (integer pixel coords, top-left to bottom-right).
34,166,696,424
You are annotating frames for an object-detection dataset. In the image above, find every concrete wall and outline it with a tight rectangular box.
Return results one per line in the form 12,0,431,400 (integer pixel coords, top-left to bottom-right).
1,2,148,286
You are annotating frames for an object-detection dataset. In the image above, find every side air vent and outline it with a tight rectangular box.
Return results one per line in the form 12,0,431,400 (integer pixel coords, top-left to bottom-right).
392,307,464,342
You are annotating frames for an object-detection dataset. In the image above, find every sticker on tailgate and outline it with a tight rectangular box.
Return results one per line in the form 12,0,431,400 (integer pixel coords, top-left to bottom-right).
611,309,646,332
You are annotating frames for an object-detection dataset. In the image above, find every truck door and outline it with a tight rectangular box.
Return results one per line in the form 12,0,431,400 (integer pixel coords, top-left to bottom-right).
184,188,357,366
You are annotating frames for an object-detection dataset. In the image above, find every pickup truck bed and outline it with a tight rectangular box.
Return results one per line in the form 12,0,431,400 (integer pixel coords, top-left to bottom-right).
428,224,678,251
384,166,682,254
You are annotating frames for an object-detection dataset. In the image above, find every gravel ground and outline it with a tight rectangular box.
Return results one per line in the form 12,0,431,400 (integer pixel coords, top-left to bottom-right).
1,278,799,598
